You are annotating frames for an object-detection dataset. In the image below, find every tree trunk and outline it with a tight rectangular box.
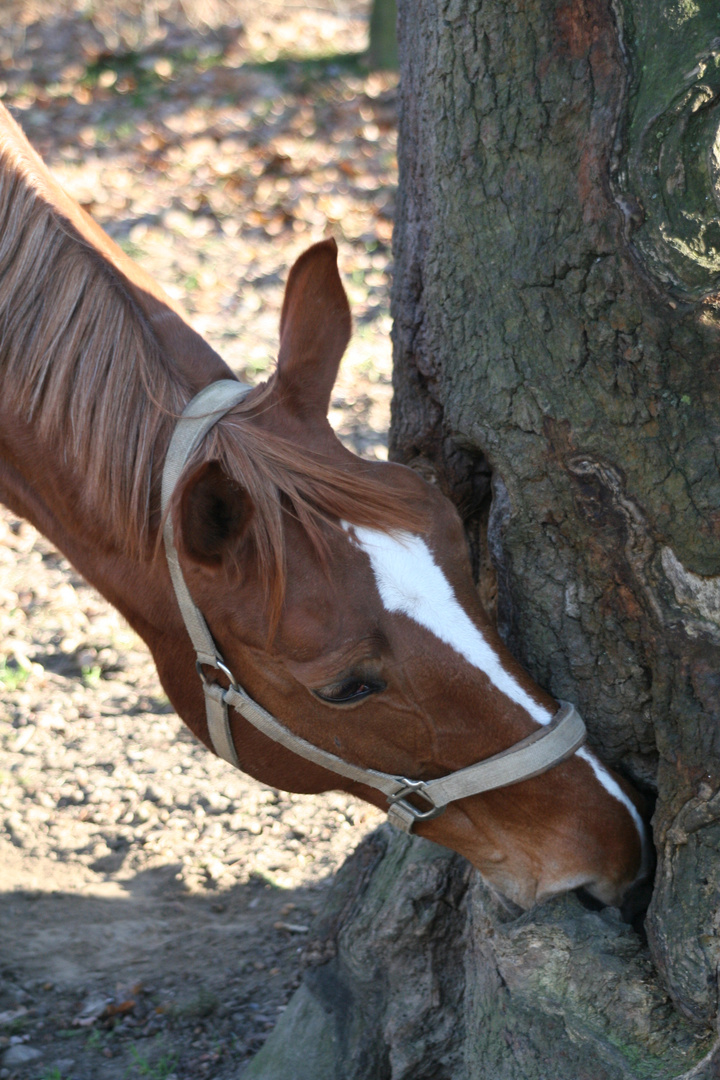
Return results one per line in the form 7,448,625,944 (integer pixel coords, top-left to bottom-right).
246,0,720,1075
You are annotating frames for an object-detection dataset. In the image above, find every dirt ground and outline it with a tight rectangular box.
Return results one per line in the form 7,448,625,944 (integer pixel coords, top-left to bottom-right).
0,3,396,1077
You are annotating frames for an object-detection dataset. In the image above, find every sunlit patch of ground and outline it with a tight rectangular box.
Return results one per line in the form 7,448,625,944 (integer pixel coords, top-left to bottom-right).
0,3,395,1076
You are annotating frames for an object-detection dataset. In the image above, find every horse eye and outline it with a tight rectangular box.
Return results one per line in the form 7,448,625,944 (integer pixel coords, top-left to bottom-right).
313,676,384,705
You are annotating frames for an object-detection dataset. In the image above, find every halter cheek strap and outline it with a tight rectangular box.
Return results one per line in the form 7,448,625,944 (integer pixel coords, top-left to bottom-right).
161,380,253,770
161,380,587,833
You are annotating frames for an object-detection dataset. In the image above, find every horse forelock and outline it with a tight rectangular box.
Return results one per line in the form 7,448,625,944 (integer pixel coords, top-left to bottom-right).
177,416,425,631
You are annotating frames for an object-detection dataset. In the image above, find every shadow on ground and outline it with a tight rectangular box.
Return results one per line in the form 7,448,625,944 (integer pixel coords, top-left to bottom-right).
1,859,335,1078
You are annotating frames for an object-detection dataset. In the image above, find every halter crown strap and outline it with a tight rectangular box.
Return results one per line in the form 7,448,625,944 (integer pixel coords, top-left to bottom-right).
161,381,586,832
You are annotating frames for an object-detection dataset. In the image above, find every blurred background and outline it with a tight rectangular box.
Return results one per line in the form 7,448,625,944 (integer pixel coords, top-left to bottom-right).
0,5,403,1078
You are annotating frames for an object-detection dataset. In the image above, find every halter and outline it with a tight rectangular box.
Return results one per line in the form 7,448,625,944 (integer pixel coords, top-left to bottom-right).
161,381,587,833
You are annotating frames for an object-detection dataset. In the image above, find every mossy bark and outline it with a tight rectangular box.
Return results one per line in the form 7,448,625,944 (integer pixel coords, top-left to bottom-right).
246,1,720,1076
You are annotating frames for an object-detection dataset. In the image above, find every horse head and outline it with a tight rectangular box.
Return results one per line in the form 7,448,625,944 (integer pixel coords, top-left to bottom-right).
162,240,648,911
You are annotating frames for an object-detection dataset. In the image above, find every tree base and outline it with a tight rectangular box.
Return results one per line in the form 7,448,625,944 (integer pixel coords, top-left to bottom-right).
245,827,717,1080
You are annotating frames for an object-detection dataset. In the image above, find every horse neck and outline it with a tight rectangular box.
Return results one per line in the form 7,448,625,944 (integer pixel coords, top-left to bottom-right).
0,398,211,739
0,106,233,730
0,401,170,623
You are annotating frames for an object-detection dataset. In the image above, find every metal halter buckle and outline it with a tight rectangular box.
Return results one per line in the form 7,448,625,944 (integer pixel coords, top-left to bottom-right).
387,779,446,823
195,657,239,691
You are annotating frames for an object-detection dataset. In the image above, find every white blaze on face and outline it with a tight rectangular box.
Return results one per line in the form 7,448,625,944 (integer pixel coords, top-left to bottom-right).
347,525,646,851
576,747,647,857
347,525,552,725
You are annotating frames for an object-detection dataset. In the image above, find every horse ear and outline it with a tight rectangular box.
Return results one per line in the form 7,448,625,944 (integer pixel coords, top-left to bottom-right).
276,237,351,419
176,461,254,569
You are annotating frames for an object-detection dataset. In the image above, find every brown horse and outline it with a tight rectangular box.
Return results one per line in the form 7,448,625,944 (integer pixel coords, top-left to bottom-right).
0,102,647,911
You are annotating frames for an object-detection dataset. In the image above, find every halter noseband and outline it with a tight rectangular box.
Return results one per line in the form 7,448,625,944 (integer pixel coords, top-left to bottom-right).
161,381,586,833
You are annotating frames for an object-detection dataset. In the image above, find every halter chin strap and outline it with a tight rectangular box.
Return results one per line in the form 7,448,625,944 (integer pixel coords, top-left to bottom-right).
161,380,587,833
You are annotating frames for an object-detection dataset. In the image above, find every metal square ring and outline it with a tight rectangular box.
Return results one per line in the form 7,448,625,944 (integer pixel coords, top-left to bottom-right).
387,779,445,822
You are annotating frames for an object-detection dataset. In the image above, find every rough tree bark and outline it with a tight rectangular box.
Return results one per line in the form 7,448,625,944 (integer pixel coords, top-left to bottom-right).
246,1,720,1076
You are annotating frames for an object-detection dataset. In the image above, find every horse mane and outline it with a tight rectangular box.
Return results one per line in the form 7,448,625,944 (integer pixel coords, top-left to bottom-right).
0,136,191,548
0,132,424,619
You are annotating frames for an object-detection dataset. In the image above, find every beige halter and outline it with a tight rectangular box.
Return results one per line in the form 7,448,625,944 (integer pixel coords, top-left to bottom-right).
161,381,587,832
